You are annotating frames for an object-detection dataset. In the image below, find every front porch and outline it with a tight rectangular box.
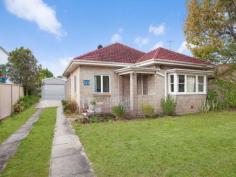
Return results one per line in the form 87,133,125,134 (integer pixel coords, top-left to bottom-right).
116,67,157,113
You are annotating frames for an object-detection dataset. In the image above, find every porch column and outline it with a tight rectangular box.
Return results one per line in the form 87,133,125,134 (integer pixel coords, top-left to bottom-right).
130,72,137,112
118,75,123,104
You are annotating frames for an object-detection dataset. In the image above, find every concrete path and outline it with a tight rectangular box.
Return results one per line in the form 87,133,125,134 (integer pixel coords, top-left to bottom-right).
37,99,61,109
49,104,94,177
0,109,42,171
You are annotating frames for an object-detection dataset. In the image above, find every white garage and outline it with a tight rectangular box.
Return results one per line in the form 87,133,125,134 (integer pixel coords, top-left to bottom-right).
41,78,66,100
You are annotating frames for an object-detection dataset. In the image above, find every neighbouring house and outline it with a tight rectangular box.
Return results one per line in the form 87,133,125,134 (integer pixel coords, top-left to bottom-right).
0,46,8,65
0,46,9,83
41,77,66,100
63,43,214,115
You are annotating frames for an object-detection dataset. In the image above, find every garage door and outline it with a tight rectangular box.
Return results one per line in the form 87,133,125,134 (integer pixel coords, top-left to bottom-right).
42,84,65,100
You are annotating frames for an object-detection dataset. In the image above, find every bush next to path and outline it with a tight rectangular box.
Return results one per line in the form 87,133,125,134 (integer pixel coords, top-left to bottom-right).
0,107,57,177
14,96,39,113
62,100,78,113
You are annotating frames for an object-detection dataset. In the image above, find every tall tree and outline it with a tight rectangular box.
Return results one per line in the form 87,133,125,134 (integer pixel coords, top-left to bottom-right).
184,0,236,64
7,47,41,95
39,67,53,80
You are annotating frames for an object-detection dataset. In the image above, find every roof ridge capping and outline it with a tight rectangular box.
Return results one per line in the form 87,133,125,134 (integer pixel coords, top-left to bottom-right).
74,43,145,63
138,47,212,65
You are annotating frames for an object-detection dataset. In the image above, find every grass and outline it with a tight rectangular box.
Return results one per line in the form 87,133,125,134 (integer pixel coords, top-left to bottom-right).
74,111,236,177
0,106,36,144
0,107,57,177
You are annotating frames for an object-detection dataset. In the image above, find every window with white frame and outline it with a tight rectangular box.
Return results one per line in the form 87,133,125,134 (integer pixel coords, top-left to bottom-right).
178,75,185,92
187,75,196,92
94,75,110,93
168,73,206,94
169,74,174,93
198,76,204,92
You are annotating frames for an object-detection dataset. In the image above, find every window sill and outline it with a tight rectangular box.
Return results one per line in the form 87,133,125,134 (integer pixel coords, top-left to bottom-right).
169,92,207,95
93,93,111,97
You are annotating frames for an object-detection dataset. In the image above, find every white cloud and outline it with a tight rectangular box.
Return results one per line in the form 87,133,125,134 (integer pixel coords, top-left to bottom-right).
149,24,165,36
4,0,63,37
111,28,123,43
151,41,164,50
134,37,149,47
42,57,72,76
111,33,122,43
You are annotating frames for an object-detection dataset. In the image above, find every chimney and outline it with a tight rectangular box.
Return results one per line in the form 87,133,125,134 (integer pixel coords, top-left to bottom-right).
97,44,103,49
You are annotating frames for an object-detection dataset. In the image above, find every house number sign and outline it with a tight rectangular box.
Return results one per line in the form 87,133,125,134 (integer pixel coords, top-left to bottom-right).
83,80,90,86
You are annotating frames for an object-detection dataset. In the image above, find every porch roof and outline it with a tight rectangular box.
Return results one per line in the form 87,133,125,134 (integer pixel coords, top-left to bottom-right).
115,66,156,75
166,68,214,75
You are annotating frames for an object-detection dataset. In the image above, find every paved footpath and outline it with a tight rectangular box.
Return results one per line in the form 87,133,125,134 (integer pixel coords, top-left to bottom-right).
49,103,94,177
0,109,42,171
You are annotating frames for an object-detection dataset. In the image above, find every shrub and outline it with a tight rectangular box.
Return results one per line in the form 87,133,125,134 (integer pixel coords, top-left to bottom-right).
61,100,67,106
13,102,24,113
161,96,176,116
13,95,39,113
89,115,98,123
112,104,125,119
200,90,229,113
63,100,78,113
142,104,154,118
210,79,236,109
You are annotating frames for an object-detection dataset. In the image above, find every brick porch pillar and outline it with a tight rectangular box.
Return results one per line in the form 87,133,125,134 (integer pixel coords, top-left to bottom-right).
130,72,138,113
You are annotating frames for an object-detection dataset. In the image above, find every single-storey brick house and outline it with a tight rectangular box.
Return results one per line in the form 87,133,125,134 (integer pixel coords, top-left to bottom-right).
63,43,214,114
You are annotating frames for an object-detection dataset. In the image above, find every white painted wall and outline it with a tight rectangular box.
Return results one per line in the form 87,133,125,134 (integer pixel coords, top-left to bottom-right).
0,48,8,64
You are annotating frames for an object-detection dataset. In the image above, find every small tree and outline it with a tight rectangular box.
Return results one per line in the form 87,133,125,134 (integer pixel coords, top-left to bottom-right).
7,47,41,95
39,67,53,80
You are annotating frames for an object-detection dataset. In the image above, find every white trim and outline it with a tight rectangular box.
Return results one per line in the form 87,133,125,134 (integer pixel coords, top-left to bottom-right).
167,73,207,95
136,58,215,69
63,60,130,76
156,71,165,77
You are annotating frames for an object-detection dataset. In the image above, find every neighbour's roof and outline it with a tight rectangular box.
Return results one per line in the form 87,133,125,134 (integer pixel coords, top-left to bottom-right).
73,43,211,65
74,43,145,63
139,47,210,65
0,46,9,55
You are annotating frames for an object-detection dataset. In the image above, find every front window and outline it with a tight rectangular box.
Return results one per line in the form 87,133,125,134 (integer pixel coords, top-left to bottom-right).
170,75,174,93
198,76,204,92
94,75,110,93
168,74,206,94
187,75,196,92
178,75,185,92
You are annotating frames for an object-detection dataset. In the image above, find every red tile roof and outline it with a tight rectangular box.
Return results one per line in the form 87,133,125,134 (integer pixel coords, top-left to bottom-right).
139,47,211,65
74,43,145,63
74,43,211,65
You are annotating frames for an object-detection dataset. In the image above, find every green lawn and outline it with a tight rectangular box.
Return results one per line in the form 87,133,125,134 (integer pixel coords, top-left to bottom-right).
0,106,36,144
74,111,236,177
0,108,57,177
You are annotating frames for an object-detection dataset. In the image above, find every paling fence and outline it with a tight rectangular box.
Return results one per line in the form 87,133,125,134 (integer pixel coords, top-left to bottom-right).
0,84,24,119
